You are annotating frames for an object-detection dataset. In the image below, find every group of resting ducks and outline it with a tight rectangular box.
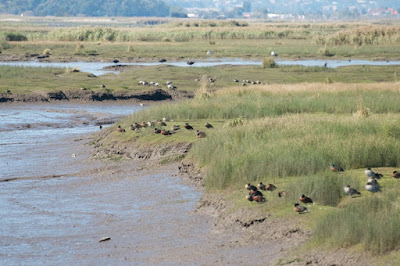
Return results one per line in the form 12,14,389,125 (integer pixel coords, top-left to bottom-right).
245,183,313,214
245,165,400,215
343,167,400,197
116,118,213,138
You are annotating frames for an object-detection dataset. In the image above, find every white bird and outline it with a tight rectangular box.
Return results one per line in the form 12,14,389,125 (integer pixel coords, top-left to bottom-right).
207,50,212,55
365,168,383,179
344,185,361,197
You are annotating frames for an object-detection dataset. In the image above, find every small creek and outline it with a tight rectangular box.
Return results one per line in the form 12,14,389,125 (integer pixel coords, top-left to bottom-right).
0,58,399,76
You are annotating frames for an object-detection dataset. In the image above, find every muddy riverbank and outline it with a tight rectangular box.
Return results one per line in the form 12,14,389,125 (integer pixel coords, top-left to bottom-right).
90,128,372,265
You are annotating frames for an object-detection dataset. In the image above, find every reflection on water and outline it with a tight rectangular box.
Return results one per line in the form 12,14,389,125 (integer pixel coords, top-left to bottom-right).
0,102,143,179
1,58,399,76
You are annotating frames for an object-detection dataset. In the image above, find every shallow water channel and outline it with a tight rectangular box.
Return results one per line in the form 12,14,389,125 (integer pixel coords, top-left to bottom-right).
0,103,215,264
0,58,399,76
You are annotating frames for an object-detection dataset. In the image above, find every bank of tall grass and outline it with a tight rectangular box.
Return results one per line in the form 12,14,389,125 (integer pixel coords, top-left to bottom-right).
317,25,400,46
124,83,400,122
314,192,400,254
189,115,400,189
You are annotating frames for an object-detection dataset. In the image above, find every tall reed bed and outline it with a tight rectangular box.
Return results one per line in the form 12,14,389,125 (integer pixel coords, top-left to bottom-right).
189,115,400,189
314,192,400,254
317,25,400,46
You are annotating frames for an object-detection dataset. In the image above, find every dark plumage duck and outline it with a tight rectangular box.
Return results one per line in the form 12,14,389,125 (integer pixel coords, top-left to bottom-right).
159,58,167,63
184,123,194,130
299,195,313,204
257,182,266,191
99,125,103,130
171,125,180,131
134,122,141,129
187,61,195,65
141,121,147,128
365,182,381,193
344,185,361,197
367,177,381,189
330,164,344,172
392,171,400,179
205,122,214,129
246,194,265,203
154,128,161,134
130,124,135,131
266,184,277,191
161,129,171,136
245,183,258,192
196,130,206,138
293,203,308,214
116,125,125,132
365,168,383,179
157,120,167,127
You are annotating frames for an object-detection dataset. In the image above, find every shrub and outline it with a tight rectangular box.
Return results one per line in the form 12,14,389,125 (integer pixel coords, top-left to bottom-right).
263,57,276,68
43,48,51,55
5,33,27,41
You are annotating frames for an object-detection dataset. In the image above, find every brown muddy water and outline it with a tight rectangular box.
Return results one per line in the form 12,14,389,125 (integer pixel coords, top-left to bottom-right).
0,102,283,265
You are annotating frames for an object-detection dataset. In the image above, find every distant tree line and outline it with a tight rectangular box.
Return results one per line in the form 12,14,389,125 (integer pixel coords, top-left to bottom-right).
0,0,170,17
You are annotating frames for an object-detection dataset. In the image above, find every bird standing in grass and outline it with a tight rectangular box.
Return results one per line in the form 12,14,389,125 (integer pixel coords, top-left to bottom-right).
299,195,313,204
344,185,361,197
293,203,308,214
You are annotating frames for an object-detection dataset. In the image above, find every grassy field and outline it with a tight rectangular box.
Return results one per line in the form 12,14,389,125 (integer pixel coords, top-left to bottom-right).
0,17,400,60
100,82,400,258
2,64,400,96
2,16,400,260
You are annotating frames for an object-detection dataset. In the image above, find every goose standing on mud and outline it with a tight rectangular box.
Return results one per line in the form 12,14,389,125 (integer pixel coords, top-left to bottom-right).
344,185,361,197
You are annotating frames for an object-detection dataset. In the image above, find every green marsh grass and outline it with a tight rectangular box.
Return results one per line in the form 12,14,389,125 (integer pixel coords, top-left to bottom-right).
190,114,400,189
314,192,400,254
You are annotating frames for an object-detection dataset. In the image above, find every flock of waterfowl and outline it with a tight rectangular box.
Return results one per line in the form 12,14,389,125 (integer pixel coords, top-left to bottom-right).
116,118,212,139
245,164,400,215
